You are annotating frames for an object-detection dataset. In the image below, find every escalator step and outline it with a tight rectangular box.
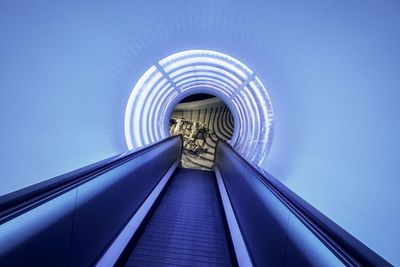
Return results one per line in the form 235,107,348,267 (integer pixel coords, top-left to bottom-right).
126,168,232,266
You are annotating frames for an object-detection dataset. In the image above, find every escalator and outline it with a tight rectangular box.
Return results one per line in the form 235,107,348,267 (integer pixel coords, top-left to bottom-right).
125,168,232,266
0,135,392,266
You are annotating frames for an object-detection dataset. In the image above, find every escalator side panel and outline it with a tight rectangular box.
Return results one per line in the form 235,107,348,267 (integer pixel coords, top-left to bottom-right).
70,139,181,267
216,143,344,267
0,190,76,266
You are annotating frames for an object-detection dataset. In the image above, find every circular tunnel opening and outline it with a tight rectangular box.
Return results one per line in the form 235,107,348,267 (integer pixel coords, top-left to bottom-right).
125,49,274,166
169,93,235,170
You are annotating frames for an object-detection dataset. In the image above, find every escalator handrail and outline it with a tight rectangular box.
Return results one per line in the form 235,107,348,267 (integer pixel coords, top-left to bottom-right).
0,135,182,223
216,140,392,267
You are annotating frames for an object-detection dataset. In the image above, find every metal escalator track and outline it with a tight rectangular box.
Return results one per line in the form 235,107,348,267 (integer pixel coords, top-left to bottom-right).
125,168,233,266
0,134,392,266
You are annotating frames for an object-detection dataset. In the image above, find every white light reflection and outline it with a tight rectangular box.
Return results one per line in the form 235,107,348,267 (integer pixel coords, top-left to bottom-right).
124,50,274,166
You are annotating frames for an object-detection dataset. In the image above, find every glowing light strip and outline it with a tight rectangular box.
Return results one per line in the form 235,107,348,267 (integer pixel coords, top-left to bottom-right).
175,77,235,94
179,81,232,97
169,64,243,85
144,77,169,143
171,70,239,90
160,50,252,75
163,56,248,80
124,50,274,165
124,65,159,149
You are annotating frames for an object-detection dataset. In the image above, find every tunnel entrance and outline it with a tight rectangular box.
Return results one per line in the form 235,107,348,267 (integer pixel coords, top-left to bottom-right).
125,50,274,166
169,93,234,170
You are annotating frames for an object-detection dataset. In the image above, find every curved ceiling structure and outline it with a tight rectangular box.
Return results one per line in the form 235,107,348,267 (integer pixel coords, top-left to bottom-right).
125,50,274,165
1,1,400,265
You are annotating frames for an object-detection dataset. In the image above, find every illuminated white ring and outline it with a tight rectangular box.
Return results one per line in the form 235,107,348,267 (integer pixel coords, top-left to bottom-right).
124,50,274,165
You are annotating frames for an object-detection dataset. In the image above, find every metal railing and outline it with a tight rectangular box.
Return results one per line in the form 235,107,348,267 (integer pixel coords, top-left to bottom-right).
0,135,182,266
215,140,392,267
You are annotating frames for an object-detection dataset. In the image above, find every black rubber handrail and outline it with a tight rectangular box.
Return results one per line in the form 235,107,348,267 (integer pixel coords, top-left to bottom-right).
0,135,182,223
216,140,392,267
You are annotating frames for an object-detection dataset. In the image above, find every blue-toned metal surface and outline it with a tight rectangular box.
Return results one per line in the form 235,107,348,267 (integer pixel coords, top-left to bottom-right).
126,168,232,266
0,136,181,223
0,190,76,266
284,213,343,266
216,142,291,266
70,137,181,266
0,136,182,266
251,164,393,267
215,141,392,267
